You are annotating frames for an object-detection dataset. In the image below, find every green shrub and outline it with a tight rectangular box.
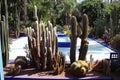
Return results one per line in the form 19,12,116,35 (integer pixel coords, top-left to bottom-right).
110,33,120,52
62,25,70,36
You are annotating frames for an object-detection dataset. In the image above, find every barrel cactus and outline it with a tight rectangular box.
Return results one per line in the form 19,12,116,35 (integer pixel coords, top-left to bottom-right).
14,56,28,69
70,60,88,77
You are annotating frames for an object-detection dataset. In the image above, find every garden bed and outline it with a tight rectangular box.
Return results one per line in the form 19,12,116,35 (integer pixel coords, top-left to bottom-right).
4,63,112,80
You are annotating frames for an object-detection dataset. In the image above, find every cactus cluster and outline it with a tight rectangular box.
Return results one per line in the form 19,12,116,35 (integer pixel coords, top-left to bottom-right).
69,14,89,77
0,0,9,67
27,5,65,74
70,14,89,62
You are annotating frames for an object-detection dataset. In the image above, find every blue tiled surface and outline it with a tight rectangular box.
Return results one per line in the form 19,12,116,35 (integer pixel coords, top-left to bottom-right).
5,76,113,80
5,76,67,80
6,33,115,80
0,36,4,80
89,37,118,53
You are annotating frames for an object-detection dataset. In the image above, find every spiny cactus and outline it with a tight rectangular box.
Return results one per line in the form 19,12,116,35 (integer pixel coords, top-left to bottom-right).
47,31,53,69
27,27,34,62
27,5,65,74
14,56,28,69
52,52,65,75
1,15,9,67
33,5,38,21
70,16,77,64
81,14,89,39
40,23,46,54
34,7,41,70
27,5,41,70
70,60,88,77
6,65,21,76
15,7,20,38
53,27,57,55
1,20,5,56
35,20,40,58
41,30,47,70
79,14,89,60
4,0,9,67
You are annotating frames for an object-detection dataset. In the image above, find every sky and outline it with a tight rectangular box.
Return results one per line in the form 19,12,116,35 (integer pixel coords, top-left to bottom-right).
77,0,84,3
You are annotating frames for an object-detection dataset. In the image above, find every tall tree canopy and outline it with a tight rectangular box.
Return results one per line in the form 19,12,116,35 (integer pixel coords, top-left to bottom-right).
78,0,111,27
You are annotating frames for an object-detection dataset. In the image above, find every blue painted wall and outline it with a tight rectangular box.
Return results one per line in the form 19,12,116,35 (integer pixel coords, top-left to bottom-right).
0,34,4,80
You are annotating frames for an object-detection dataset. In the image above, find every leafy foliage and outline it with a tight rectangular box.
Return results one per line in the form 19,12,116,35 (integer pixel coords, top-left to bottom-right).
79,0,111,27
110,1,120,35
110,33,120,52
5,0,120,39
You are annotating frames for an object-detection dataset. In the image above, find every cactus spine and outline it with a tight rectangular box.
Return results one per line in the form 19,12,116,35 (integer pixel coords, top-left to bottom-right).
79,14,89,60
70,16,77,64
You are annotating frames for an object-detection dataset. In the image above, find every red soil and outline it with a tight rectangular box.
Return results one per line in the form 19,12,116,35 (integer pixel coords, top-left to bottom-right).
4,63,107,79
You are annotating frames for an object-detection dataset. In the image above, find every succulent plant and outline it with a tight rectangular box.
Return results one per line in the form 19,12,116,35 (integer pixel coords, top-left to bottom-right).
26,5,65,74
70,60,88,77
14,56,28,69
110,33,120,52
0,0,9,67
70,16,77,64
79,14,89,60
52,52,65,75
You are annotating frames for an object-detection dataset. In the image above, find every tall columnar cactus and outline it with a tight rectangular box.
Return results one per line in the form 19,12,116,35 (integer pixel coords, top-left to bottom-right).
2,16,6,66
5,0,9,67
15,6,20,38
27,6,44,70
40,23,47,70
0,0,9,67
47,31,53,69
70,16,77,64
53,27,57,55
27,5,65,74
1,16,9,67
42,31,47,70
35,20,40,57
47,21,54,55
27,27,36,64
33,5,38,21
52,30,65,75
27,5,41,70
34,6,41,70
78,14,89,60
